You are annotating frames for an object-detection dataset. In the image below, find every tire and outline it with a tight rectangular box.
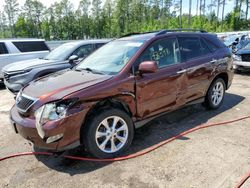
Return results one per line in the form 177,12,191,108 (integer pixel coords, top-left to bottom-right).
82,108,134,158
204,78,226,110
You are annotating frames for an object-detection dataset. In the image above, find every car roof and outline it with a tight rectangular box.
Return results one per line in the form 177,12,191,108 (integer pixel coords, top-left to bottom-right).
0,38,45,42
64,39,112,46
118,29,211,42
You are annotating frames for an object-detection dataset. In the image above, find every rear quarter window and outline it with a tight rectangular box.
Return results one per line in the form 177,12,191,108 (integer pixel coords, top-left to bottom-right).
203,38,219,52
178,36,210,61
204,34,226,50
12,41,49,52
0,42,8,54
95,43,106,49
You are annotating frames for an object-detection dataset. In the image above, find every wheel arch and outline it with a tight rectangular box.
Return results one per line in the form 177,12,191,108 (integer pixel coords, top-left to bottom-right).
208,72,229,93
80,97,135,144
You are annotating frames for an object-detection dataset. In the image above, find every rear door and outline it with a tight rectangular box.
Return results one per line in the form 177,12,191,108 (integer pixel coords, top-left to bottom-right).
134,37,188,118
178,36,214,102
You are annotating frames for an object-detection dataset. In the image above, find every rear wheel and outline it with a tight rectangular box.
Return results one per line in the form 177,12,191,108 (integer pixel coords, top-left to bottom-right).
204,78,226,109
83,108,134,158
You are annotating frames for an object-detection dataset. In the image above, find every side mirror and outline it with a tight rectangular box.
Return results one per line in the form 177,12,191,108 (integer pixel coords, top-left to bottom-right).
139,61,158,74
68,55,79,63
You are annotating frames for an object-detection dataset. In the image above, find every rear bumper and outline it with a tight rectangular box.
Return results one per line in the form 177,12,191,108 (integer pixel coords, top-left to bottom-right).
9,105,87,151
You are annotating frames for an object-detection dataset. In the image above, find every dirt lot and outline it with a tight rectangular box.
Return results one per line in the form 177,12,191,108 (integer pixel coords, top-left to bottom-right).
0,74,250,188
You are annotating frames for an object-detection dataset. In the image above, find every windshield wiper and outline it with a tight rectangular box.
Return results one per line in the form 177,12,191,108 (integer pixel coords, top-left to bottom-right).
75,67,104,75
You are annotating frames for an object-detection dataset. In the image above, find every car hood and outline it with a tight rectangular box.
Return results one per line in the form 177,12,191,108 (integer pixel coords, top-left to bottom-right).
236,49,250,55
3,58,63,72
22,69,112,100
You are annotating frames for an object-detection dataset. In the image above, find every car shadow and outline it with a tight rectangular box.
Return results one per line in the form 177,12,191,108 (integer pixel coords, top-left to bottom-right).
235,70,250,76
34,92,245,175
0,84,6,90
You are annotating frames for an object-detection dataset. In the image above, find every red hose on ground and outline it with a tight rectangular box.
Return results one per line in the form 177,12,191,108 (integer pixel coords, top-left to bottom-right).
235,172,250,188
1,115,250,187
0,114,250,162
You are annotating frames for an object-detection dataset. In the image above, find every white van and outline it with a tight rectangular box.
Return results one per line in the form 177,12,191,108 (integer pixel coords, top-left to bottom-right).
0,39,50,83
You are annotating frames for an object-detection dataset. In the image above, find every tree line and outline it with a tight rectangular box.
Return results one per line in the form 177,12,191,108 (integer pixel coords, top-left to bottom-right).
1,0,250,40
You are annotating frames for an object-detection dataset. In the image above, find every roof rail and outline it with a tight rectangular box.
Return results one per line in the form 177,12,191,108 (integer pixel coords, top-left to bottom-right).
156,29,207,35
120,29,207,38
120,30,162,38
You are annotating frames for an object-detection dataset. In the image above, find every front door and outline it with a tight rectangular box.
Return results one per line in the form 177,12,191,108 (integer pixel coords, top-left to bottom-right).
134,37,187,119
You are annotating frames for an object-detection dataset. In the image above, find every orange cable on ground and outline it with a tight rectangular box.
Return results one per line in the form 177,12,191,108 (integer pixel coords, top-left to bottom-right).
234,172,250,188
0,115,250,186
1,115,250,162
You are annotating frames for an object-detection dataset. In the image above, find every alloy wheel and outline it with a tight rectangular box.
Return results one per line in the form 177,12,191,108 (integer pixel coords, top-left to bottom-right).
95,116,128,153
211,81,224,106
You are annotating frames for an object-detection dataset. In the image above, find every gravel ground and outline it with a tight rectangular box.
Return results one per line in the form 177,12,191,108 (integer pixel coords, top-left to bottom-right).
0,73,250,188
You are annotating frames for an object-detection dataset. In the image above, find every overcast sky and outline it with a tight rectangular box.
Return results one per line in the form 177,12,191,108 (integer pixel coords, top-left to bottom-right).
0,0,238,19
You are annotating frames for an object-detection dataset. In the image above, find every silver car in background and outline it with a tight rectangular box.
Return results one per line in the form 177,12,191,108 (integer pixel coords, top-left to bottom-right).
0,39,50,83
3,39,110,94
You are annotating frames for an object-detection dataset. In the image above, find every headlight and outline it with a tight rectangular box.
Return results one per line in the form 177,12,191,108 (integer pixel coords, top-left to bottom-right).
15,90,21,102
233,54,242,61
34,98,77,138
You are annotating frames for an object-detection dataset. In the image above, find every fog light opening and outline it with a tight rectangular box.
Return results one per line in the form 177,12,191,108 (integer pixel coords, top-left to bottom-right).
46,134,63,144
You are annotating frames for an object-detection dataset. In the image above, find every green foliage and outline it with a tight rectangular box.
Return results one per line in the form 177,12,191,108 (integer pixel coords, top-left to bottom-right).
1,0,250,40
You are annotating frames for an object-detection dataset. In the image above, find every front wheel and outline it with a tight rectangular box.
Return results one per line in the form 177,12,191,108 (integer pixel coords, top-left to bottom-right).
204,78,226,109
83,108,134,158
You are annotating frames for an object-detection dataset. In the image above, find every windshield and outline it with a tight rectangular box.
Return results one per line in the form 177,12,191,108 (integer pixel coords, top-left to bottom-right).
75,40,144,75
44,44,76,61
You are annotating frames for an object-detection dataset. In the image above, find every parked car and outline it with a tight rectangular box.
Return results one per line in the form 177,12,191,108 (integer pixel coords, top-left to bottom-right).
233,42,250,72
224,34,249,53
9,30,234,158
0,39,50,84
3,39,110,94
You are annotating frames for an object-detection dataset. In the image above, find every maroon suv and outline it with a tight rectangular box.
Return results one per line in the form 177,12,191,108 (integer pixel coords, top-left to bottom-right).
10,30,234,158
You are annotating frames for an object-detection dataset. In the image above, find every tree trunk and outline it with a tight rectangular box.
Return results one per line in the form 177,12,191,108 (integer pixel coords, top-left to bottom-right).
188,0,192,28
246,0,249,20
196,0,199,15
203,0,206,15
179,0,182,28
239,0,243,18
221,0,225,31
217,0,220,18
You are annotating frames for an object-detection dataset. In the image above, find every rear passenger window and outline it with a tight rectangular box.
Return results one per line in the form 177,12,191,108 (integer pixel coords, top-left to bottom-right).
178,37,211,61
136,38,181,68
13,41,49,52
200,39,211,55
0,43,8,54
203,38,219,52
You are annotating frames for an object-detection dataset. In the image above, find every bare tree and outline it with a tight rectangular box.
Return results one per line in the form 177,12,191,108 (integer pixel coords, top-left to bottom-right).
4,0,19,37
216,0,220,18
246,0,249,19
188,0,192,28
180,0,182,28
221,0,225,31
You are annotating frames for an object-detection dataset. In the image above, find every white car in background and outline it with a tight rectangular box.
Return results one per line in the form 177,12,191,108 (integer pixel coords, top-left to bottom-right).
0,39,50,84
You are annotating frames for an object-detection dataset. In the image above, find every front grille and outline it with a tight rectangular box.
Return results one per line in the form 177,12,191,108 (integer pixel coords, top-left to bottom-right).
241,54,250,62
3,71,25,81
16,94,37,112
3,72,10,81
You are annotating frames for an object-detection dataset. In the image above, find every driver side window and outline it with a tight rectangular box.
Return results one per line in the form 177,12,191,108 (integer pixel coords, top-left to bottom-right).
135,38,180,70
72,44,93,59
